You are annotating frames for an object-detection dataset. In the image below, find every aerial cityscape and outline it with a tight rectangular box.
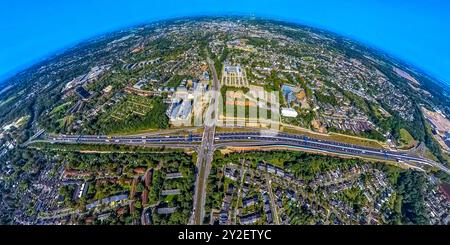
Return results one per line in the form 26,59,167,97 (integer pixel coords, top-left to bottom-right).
1,16,450,227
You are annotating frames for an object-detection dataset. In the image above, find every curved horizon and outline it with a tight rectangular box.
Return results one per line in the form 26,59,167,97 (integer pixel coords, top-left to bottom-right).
0,14,435,83
1,1,450,85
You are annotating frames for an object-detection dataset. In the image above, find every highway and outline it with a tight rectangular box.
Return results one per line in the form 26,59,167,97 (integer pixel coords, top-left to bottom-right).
45,132,426,162
214,132,431,163
43,130,450,175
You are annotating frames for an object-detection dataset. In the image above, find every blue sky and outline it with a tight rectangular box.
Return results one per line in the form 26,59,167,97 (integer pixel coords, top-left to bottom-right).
1,0,450,83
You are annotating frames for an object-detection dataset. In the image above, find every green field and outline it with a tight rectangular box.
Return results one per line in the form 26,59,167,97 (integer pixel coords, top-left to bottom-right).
398,128,417,149
50,101,73,116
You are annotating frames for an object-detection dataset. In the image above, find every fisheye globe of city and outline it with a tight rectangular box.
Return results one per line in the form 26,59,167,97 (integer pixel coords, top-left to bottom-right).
1,1,450,229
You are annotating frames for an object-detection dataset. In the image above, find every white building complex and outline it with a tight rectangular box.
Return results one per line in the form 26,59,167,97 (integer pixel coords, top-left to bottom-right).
281,107,298,118
166,79,208,125
167,99,192,121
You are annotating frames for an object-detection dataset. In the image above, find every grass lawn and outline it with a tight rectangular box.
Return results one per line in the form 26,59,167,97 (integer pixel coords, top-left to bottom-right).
164,194,176,203
398,128,417,149
50,101,73,116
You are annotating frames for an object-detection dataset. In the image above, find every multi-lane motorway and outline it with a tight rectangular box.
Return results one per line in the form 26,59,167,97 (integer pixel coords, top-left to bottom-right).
46,130,450,174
